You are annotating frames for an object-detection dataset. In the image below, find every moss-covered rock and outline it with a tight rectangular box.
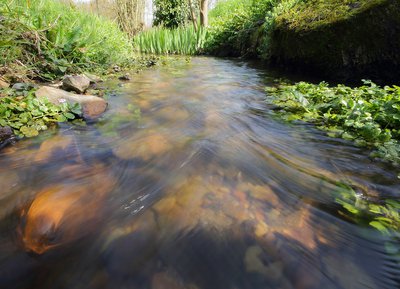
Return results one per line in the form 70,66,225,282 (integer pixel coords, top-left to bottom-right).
269,0,400,82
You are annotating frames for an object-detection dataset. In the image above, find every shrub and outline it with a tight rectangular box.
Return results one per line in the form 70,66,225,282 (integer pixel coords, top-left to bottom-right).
205,0,277,56
153,0,190,28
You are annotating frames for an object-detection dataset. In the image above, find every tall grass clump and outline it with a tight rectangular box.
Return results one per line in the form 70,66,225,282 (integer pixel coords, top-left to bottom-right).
0,0,133,80
134,25,208,55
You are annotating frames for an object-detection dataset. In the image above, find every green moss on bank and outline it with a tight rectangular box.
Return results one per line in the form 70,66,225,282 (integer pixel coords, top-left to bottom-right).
275,0,387,31
269,0,400,81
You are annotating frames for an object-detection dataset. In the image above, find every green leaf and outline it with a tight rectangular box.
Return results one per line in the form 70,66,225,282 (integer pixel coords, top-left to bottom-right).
63,112,75,120
20,126,39,137
369,221,389,234
56,115,67,122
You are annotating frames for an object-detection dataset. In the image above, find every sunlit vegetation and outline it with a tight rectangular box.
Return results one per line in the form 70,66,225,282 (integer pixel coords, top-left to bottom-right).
266,80,400,234
266,81,400,165
336,184,400,234
0,88,81,138
275,0,387,30
0,0,133,80
134,25,208,55
134,0,210,55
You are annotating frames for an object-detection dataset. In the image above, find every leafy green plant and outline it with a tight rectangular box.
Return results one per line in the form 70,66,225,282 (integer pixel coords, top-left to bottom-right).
335,185,400,234
0,88,81,138
0,0,133,80
266,80,400,165
134,25,208,55
153,0,190,28
205,0,278,56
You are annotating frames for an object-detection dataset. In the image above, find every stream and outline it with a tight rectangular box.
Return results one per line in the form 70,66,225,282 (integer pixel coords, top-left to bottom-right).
0,57,399,289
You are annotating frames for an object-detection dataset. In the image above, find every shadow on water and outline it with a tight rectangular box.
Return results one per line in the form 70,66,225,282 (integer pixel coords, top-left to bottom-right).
0,57,399,289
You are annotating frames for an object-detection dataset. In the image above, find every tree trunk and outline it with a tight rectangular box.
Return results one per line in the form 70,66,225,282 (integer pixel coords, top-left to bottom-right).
199,0,208,27
188,0,198,31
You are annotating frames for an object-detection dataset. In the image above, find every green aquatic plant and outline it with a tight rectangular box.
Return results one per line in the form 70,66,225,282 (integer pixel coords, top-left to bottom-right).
0,88,81,138
335,185,400,234
266,80,400,165
134,25,208,55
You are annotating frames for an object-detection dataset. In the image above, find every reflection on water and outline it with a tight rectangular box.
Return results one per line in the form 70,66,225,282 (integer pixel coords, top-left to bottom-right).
0,57,399,289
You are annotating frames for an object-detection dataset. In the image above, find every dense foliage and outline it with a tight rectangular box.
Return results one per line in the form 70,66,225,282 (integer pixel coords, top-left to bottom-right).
205,0,276,56
0,88,81,138
266,80,400,234
134,25,207,55
153,0,190,28
266,81,400,165
0,0,133,80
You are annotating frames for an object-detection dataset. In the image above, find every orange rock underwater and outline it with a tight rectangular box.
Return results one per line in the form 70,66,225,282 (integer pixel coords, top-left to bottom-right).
20,166,115,254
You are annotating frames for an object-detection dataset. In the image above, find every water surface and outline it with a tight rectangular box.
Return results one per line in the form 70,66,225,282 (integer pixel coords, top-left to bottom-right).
0,57,399,289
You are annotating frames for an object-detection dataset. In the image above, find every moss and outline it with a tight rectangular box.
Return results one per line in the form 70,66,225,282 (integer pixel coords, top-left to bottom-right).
275,0,387,31
269,0,400,82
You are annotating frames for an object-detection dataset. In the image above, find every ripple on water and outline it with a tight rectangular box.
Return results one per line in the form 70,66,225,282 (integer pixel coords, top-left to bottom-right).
0,57,398,289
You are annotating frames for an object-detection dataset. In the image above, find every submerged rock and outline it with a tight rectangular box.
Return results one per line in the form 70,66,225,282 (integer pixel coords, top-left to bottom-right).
83,72,103,84
33,135,75,164
62,75,91,93
35,86,107,119
20,164,115,254
113,132,173,161
244,245,283,280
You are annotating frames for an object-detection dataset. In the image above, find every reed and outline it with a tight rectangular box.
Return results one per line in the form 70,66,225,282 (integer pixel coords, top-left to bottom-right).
134,25,208,55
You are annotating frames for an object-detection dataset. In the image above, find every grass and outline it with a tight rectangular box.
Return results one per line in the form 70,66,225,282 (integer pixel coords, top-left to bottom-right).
134,25,208,55
0,0,134,80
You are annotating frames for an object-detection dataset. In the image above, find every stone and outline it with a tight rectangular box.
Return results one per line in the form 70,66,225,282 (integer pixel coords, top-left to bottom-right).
244,245,283,280
113,65,121,72
0,126,13,143
12,82,34,91
156,106,190,123
62,75,91,93
0,171,19,202
118,73,131,81
113,133,172,161
36,86,107,119
0,78,10,89
21,164,115,254
83,72,103,83
33,135,74,163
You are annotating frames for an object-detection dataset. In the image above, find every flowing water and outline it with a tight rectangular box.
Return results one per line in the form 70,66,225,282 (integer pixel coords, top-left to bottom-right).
0,57,399,289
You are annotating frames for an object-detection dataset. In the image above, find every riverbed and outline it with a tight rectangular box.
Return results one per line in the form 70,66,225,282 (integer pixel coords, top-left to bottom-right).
0,57,399,289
